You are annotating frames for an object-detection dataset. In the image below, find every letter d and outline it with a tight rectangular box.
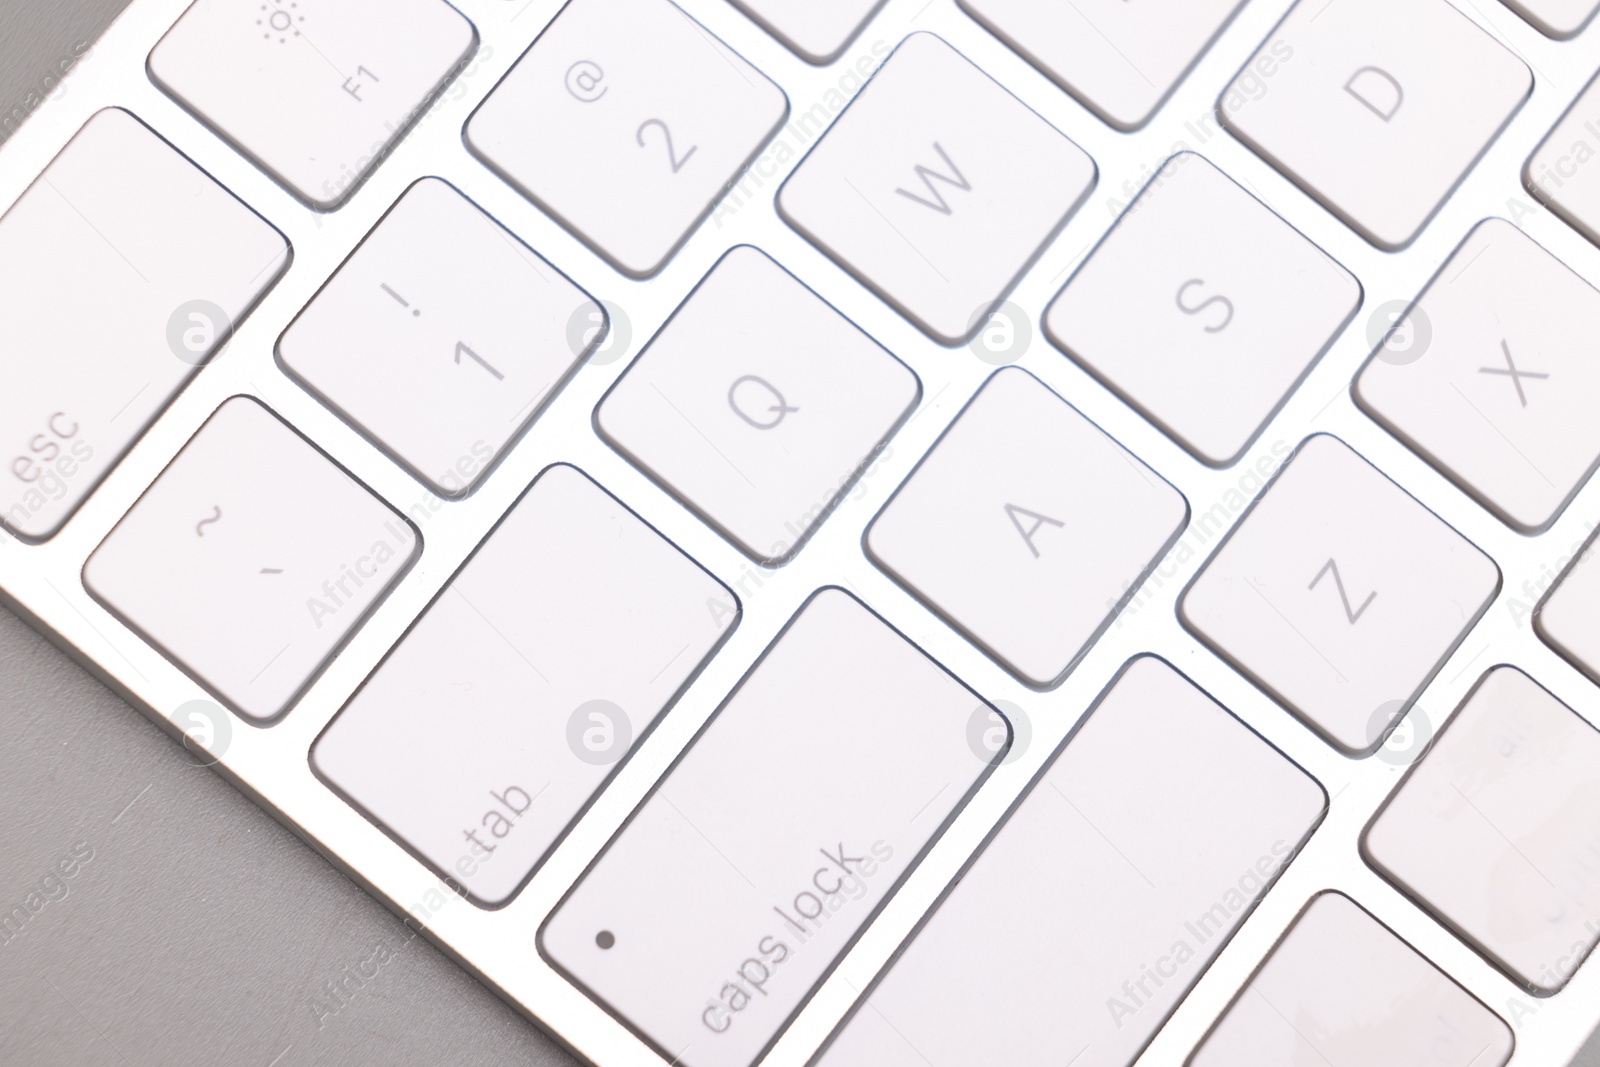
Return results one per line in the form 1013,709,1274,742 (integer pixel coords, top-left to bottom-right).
1345,66,1403,121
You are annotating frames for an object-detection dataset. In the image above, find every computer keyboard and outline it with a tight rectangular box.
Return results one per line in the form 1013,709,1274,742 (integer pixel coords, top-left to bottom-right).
3,0,1600,1066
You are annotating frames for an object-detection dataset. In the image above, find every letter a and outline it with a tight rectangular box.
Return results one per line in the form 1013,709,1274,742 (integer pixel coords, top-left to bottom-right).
1005,504,1065,559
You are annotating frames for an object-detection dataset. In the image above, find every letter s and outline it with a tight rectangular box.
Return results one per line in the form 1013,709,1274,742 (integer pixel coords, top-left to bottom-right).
1175,279,1234,333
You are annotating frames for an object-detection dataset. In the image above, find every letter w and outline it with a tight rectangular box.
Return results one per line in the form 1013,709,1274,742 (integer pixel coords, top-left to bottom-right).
1307,558,1376,624
894,143,971,215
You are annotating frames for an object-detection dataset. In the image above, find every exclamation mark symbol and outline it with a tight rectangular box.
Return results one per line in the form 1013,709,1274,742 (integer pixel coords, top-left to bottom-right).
381,282,421,318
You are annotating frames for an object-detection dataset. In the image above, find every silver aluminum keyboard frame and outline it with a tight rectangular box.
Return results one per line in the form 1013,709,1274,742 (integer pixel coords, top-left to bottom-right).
3,0,1599,1063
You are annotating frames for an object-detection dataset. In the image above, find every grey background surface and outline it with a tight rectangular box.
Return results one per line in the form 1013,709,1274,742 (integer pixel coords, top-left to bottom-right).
1,2,1598,1066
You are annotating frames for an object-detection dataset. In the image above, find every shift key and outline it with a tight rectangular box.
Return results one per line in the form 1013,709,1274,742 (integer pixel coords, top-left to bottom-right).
540,588,1004,1067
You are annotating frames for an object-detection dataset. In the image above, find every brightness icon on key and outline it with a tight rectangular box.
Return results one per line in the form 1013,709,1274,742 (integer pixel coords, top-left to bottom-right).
258,2,305,44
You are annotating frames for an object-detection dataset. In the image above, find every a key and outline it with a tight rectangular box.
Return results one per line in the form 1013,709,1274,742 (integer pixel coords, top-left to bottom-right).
279,178,602,498
1528,72,1600,247
312,464,735,905
957,0,1245,131
1500,0,1599,38
1190,893,1513,1067
149,0,477,209
466,0,787,279
1180,435,1499,756
539,588,1002,1067
1220,0,1530,250
1355,219,1600,533
83,398,416,722
866,368,1187,688
1536,532,1600,686
778,33,1096,345
1047,153,1359,467
816,656,1326,1067
0,109,288,543
726,0,886,64
1365,666,1600,994
596,246,919,564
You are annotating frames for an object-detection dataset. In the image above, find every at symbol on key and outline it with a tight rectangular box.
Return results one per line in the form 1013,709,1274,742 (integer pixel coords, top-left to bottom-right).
1478,339,1548,408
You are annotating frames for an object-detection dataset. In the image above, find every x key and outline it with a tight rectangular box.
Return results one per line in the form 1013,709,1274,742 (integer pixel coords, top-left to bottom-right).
1478,338,1549,407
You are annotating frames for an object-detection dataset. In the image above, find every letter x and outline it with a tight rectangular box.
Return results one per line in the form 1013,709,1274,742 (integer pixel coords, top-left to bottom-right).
1479,339,1549,408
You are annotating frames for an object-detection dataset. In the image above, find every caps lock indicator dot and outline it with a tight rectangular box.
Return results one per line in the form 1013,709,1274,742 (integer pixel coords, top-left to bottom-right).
595,930,615,950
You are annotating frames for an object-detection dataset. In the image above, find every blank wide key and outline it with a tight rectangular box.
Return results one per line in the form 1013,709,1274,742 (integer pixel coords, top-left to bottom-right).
540,588,1002,1067
149,0,477,209
0,109,288,542
312,464,736,905
1528,72,1600,246
727,0,886,64
867,368,1187,688
1355,219,1600,533
1190,893,1512,1067
779,32,1096,345
596,245,919,564
1221,0,1530,250
84,398,417,722
466,0,787,278
958,0,1245,131
818,656,1326,1067
1048,152,1359,466
1365,666,1600,993
1180,435,1499,756
279,178,601,497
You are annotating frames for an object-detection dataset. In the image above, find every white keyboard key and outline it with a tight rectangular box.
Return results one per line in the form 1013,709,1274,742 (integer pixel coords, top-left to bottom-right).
83,398,416,722
1365,666,1600,993
727,0,885,64
1047,153,1359,466
466,0,786,278
312,464,735,904
1538,534,1600,685
1501,0,1600,38
1191,893,1513,1067
1529,73,1600,246
279,178,601,497
1355,220,1600,533
818,656,1325,1067
1180,435,1499,756
779,33,1096,345
1221,0,1530,250
958,0,1245,131
0,109,288,543
867,368,1186,687
540,589,1001,1067
597,246,919,563
149,0,476,209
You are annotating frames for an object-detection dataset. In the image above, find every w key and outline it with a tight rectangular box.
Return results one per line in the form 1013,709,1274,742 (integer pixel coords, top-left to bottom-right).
779,32,1095,345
